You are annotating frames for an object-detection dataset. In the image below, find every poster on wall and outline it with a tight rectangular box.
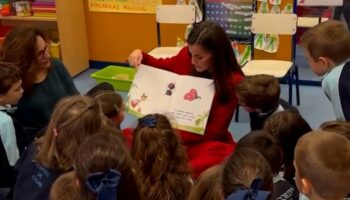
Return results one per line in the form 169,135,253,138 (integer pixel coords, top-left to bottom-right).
88,0,162,14
205,0,254,41
297,0,342,6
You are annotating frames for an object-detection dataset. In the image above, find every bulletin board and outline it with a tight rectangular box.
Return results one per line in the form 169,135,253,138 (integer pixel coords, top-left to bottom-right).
206,0,295,64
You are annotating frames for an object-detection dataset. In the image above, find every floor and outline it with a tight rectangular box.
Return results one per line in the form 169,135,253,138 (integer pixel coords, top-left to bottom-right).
73,47,335,141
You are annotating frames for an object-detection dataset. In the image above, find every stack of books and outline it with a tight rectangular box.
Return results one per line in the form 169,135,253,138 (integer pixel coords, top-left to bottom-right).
31,0,56,18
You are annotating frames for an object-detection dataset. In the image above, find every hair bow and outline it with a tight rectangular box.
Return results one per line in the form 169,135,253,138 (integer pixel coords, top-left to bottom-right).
141,115,157,128
86,169,121,200
225,179,270,200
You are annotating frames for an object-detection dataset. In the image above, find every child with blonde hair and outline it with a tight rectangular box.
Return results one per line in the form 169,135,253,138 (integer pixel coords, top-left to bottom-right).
13,95,104,200
222,148,273,200
300,20,350,121
188,165,224,200
294,131,350,200
132,113,192,200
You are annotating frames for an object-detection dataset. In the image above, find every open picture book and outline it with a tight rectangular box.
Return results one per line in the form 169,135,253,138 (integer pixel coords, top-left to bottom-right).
125,65,215,135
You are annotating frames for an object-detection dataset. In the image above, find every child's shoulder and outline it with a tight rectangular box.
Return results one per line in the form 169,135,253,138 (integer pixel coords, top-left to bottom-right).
0,110,14,127
273,179,299,200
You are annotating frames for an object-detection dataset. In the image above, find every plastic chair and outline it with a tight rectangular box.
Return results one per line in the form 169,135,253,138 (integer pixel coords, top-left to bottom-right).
148,5,196,58
242,13,300,105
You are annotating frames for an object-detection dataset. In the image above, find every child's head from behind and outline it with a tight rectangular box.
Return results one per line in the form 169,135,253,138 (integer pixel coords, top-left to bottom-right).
132,113,188,172
188,165,224,200
300,20,350,76
319,120,350,140
236,74,280,113
264,111,311,167
50,171,80,200
222,148,273,200
0,62,23,105
236,130,283,175
75,131,142,200
92,90,124,128
132,113,191,199
294,131,350,200
36,95,103,171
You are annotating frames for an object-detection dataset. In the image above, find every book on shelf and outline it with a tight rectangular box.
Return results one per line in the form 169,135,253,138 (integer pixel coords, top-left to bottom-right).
126,65,215,135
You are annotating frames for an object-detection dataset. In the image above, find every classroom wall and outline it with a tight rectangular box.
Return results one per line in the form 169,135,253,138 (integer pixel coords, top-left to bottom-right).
83,1,188,64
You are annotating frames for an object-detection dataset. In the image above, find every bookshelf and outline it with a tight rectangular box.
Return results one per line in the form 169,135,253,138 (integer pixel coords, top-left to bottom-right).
0,0,89,76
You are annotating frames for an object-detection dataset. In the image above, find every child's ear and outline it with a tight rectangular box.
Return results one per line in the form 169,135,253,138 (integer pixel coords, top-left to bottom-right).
301,178,312,195
75,178,80,188
318,57,333,69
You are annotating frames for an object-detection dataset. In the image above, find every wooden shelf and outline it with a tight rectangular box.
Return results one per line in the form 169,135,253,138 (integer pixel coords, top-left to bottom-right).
0,15,57,22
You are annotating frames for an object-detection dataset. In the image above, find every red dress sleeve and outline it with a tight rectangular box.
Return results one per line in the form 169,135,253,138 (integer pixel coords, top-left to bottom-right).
141,46,192,75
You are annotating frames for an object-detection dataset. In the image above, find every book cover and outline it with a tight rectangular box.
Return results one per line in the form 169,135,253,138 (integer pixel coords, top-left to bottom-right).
126,65,215,135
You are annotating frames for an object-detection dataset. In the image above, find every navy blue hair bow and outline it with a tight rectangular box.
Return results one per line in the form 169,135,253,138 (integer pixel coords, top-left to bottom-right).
141,115,157,128
86,169,121,200
225,179,270,200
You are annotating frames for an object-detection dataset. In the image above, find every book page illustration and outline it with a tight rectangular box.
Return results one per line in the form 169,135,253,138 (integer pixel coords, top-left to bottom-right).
168,75,214,135
126,65,215,135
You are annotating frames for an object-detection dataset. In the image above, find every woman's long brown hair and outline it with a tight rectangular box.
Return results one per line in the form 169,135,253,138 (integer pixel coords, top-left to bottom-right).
0,25,50,93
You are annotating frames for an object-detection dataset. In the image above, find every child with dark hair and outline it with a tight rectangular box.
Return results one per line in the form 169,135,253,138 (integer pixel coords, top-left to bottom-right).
236,131,299,200
91,90,125,129
13,95,104,200
132,113,192,200
76,130,143,200
236,74,298,131
0,62,25,189
294,131,350,200
188,165,223,200
264,110,312,184
222,148,273,200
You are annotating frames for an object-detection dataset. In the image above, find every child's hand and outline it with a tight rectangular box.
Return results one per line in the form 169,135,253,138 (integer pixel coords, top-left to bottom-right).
127,49,143,68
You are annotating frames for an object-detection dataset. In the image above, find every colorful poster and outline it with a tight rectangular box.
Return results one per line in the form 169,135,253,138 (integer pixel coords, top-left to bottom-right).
88,0,162,14
206,0,254,40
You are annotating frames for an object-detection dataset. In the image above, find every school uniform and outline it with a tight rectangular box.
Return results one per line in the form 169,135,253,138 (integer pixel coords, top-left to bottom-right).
13,144,62,200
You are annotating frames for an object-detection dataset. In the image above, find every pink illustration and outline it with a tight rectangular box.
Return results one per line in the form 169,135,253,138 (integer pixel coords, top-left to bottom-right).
131,99,140,108
130,93,148,111
184,89,201,101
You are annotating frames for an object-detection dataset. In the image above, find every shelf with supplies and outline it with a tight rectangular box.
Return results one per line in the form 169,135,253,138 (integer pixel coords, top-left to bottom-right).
0,15,57,22
0,0,89,76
